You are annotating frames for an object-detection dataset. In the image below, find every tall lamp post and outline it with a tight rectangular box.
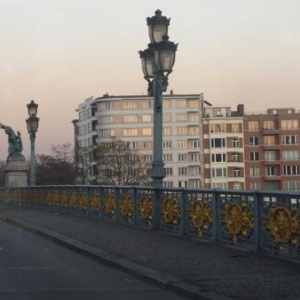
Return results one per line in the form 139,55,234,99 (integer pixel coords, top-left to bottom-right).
26,100,39,186
139,10,178,188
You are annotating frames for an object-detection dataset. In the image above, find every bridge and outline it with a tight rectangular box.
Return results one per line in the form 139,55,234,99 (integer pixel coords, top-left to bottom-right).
1,186,300,299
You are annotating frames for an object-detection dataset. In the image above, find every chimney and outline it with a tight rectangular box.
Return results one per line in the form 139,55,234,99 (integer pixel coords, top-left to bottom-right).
170,90,173,95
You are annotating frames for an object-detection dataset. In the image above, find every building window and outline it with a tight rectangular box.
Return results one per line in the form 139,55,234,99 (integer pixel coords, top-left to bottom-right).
179,181,188,187
211,123,226,133
188,126,199,135
144,154,153,162
211,153,226,163
163,127,171,136
211,138,226,148
143,141,152,149
250,182,261,190
178,154,187,162
233,183,242,190
142,128,152,136
99,102,112,110
163,100,171,109
213,109,222,117
177,140,187,149
190,140,200,149
123,128,138,136
163,154,173,162
178,167,187,175
177,127,187,135
282,135,297,144
212,168,227,177
99,115,114,124
190,153,200,162
126,142,137,149
249,136,259,145
190,166,200,175
264,136,275,145
188,100,199,108
282,151,299,160
142,100,152,109
164,167,173,175
283,166,300,175
188,113,199,122
123,101,137,109
263,121,274,130
212,182,227,189
233,138,240,148
265,166,276,176
163,141,172,149
231,123,239,133
142,115,152,122
250,167,260,177
99,129,115,137
163,114,171,122
233,153,240,162
265,151,276,161
189,180,200,188
177,114,188,122
283,181,300,191
176,100,186,108
281,120,298,129
124,115,138,123
163,181,173,188
248,121,259,130
250,152,260,161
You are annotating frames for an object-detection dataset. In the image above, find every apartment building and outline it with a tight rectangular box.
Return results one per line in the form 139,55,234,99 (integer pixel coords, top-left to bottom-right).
244,108,300,191
202,104,245,189
75,93,204,188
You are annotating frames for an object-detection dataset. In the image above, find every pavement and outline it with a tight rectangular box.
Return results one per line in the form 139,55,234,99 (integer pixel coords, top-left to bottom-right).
0,204,299,300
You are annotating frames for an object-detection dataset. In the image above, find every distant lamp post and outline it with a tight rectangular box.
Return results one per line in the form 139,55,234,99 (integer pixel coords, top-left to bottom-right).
26,100,39,186
139,9,178,188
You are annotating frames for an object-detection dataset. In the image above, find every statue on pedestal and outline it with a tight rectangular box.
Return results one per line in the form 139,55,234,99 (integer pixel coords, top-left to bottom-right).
0,123,24,159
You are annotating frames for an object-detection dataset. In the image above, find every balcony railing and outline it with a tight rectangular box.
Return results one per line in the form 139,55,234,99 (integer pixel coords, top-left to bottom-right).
1,186,300,262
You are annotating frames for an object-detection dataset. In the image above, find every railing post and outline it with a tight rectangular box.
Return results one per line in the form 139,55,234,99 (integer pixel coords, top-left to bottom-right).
132,186,137,226
254,190,261,252
153,187,160,229
99,186,104,220
212,189,219,242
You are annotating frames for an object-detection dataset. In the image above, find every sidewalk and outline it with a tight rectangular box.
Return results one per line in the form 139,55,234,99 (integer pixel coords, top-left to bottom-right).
0,204,299,300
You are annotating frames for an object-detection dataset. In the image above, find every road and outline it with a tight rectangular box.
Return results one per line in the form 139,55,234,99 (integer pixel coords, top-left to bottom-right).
0,221,189,300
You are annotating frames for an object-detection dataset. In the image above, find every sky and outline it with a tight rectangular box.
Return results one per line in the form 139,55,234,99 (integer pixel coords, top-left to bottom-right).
0,0,300,160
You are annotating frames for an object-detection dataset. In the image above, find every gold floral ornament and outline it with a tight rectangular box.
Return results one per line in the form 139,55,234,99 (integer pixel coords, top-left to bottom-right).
69,192,76,208
91,192,100,212
104,193,115,214
188,200,213,236
264,206,300,245
53,191,59,206
45,191,52,205
61,191,68,207
79,192,87,210
161,198,181,225
139,196,153,220
120,195,132,217
222,202,254,241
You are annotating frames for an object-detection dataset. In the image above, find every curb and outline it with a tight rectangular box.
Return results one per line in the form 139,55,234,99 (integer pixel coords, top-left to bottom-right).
0,214,232,300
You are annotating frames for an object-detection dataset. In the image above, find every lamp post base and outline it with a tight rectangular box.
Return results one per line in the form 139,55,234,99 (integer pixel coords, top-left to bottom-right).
151,161,165,188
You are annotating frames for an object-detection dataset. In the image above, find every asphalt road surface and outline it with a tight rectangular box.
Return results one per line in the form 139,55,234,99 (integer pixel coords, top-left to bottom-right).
0,220,189,300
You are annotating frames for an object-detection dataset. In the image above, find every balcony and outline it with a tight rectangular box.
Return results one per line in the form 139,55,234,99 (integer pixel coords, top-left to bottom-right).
263,160,280,166
262,144,280,150
263,175,281,181
261,128,279,135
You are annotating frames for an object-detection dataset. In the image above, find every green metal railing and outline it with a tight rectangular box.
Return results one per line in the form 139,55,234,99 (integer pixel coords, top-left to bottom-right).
1,186,300,261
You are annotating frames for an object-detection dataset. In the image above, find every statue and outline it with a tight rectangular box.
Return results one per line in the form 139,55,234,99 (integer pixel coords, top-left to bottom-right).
0,123,24,158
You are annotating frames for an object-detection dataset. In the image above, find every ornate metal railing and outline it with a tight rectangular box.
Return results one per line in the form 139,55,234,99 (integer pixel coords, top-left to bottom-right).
1,186,300,261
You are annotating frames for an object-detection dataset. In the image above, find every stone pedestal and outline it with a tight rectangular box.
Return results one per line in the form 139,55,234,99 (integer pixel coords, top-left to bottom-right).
3,157,29,204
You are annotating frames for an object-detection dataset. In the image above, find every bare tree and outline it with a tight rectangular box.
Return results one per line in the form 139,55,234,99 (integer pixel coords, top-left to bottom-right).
94,137,151,186
76,146,97,185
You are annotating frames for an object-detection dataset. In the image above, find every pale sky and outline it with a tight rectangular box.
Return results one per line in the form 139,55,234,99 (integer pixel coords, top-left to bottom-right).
1,0,300,160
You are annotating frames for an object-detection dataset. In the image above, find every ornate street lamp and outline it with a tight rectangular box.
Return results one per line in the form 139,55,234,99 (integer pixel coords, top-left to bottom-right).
139,10,178,188
26,100,39,186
